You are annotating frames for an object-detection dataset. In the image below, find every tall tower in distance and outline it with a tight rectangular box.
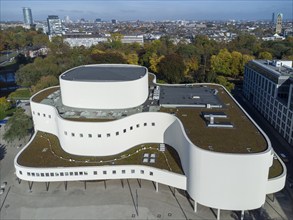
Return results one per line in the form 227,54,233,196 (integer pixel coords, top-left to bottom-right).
275,13,283,34
22,7,33,25
47,15,62,36
271,12,275,24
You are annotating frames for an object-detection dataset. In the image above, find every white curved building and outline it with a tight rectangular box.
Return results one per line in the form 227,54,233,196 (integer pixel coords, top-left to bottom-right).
15,64,286,215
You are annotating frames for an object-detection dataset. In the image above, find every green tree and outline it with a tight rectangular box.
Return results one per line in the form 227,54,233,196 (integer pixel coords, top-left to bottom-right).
108,33,123,49
193,35,218,80
158,54,185,83
228,34,260,55
31,75,59,94
33,34,49,47
230,51,243,77
211,49,232,76
0,97,11,120
3,108,33,143
258,51,273,60
126,53,139,65
241,54,255,75
91,51,127,64
149,53,165,73
215,76,235,92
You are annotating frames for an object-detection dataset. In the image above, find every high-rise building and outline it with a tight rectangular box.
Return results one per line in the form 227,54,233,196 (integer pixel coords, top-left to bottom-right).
275,13,283,34
272,12,275,24
111,19,118,24
47,15,62,35
22,7,33,25
243,60,293,146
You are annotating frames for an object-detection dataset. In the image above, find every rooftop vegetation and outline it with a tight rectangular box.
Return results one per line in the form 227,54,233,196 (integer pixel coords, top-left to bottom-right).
32,86,59,103
17,131,184,175
160,85,267,153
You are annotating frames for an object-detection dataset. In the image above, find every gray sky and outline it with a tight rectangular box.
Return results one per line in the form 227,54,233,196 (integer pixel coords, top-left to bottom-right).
1,0,292,21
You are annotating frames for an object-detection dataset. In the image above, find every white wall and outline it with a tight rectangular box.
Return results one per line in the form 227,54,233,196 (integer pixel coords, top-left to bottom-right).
15,162,187,190
60,64,149,109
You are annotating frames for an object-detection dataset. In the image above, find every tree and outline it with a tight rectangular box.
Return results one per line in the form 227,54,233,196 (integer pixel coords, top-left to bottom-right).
211,49,232,76
230,51,243,77
31,75,59,94
215,76,235,92
91,51,127,64
228,34,260,55
241,54,254,75
0,97,11,120
108,33,123,49
48,36,71,56
158,54,185,83
193,35,218,78
33,34,49,47
184,57,199,77
258,51,273,60
149,53,165,73
126,53,139,65
3,108,33,143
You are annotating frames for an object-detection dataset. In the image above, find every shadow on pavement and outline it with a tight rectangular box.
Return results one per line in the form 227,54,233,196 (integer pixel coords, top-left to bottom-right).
0,144,7,160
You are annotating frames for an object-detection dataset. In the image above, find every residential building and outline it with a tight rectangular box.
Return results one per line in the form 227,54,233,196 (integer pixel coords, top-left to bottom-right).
15,64,286,217
243,60,293,146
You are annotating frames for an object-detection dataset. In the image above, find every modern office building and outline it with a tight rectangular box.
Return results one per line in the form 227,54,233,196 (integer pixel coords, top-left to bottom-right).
22,7,33,25
243,60,293,146
275,13,283,34
15,64,286,218
47,15,62,36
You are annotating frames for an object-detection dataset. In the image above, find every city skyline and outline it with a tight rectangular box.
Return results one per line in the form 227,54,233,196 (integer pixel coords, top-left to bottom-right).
1,0,293,22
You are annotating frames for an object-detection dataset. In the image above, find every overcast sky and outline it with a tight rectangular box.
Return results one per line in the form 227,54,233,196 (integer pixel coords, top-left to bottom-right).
1,0,292,22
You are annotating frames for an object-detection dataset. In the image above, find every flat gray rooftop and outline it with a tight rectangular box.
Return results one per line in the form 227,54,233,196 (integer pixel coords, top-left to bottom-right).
61,65,147,82
253,60,293,78
159,86,223,107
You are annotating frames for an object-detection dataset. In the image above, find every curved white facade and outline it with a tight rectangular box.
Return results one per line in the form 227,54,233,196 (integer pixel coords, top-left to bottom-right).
60,64,149,109
15,67,287,212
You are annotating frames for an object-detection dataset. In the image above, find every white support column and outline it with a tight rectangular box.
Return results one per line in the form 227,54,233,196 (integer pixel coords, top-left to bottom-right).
155,182,158,192
217,209,221,220
194,201,197,213
241,210,245,220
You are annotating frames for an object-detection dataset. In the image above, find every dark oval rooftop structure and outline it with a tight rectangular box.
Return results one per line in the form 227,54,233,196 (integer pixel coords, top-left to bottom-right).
61,64,147,82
